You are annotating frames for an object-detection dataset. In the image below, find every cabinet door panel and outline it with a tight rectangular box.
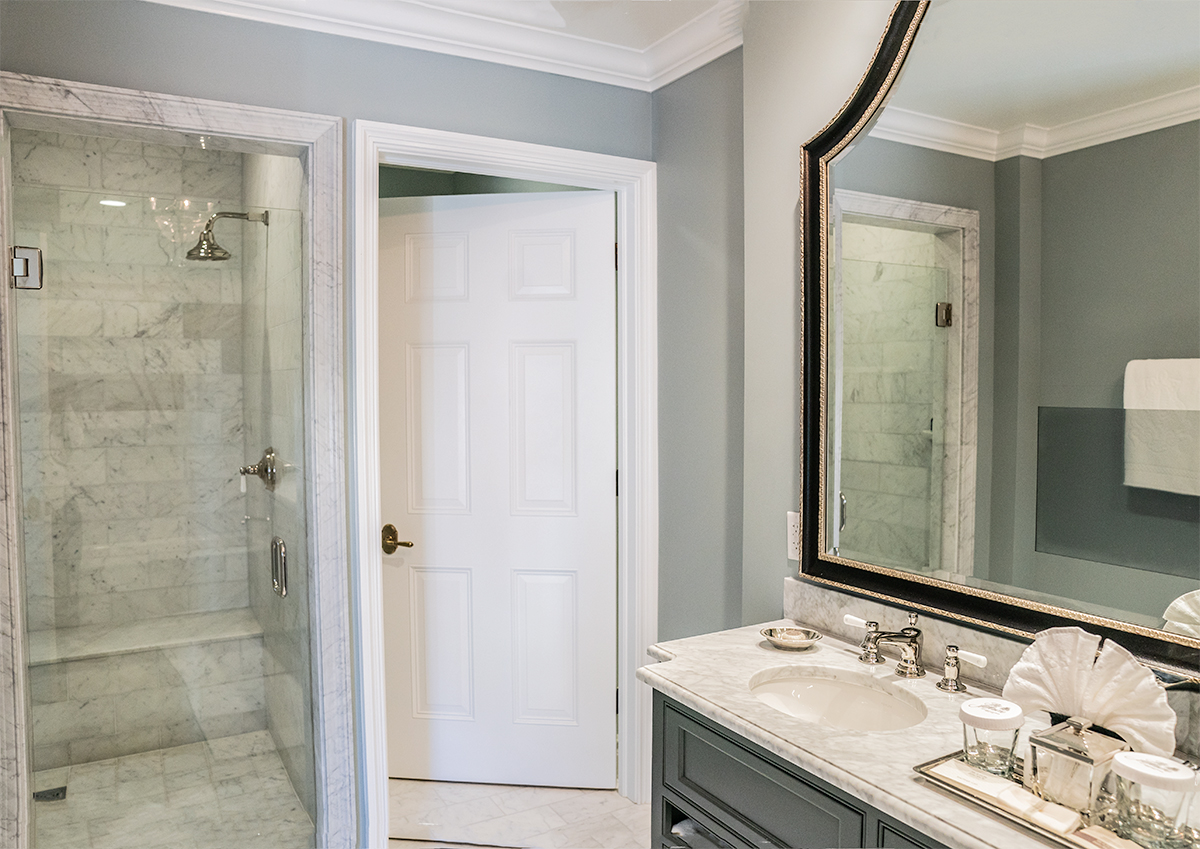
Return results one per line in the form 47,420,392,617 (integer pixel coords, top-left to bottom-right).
878,820,950,849
663,703,865,848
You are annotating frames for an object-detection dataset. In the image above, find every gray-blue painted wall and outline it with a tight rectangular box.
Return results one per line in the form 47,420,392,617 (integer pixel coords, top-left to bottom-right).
652,49,745,639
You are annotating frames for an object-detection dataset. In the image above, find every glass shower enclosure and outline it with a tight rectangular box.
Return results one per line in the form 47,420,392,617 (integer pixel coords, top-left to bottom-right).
10,125,317,848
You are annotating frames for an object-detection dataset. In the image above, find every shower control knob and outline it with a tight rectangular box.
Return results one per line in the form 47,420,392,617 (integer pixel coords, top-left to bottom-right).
381,524,414,555
240,447,277,490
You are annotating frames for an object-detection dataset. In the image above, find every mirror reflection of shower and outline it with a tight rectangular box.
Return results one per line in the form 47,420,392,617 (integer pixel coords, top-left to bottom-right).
186,209,269,260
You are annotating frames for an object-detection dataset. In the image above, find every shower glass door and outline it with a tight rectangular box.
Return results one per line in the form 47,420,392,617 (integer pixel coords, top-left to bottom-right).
830,220,950,573
10,125,315,848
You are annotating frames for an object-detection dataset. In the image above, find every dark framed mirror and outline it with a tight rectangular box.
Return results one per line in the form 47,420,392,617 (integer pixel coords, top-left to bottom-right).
799,0,1200,671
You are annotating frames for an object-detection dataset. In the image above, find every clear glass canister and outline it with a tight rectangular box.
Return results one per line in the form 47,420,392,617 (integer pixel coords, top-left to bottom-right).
959,698,1024,777
1029,716,1131,819
1107,751,1198,849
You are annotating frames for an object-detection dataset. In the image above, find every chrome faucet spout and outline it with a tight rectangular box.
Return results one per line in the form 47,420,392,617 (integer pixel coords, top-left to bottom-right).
856,613,924,678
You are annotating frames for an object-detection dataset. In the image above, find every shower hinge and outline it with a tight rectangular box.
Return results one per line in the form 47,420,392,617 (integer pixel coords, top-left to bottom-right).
33,786,66,802
11,246,43,290
935,302,952,327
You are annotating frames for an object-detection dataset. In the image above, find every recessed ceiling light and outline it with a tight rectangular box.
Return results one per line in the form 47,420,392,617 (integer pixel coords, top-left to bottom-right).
99,199,127,207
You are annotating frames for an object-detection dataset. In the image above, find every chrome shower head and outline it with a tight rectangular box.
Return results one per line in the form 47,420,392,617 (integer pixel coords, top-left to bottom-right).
186,209,269,261
186,227,232,261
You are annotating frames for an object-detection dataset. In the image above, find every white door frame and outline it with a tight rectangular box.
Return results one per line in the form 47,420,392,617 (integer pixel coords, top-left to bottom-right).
351,120,658,847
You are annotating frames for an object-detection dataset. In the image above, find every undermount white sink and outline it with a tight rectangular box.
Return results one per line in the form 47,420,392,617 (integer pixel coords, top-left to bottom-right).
749,665,928,732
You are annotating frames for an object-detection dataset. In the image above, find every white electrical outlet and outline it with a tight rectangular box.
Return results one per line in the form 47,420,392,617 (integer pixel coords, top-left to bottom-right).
787,511,800,560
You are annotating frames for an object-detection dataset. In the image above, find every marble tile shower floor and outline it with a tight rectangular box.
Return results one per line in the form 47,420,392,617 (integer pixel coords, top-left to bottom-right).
389,778,651,849
32,730,314,849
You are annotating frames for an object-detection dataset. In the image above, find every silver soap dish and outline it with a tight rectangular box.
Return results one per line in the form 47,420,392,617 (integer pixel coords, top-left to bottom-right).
761,627,822,651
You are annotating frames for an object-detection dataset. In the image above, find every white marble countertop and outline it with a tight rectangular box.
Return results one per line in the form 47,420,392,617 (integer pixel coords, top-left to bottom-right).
637,620,1057,849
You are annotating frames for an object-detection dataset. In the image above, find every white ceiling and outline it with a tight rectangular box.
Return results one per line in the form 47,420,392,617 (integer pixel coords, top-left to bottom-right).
873,0,1200,160
143,0,747,91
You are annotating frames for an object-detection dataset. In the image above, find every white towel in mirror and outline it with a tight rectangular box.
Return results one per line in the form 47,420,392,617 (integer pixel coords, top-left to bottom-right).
1123,358,1200,497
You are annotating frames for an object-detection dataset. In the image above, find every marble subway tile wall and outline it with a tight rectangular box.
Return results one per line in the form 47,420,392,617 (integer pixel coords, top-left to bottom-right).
837,223,947,572
10,128,261,768
28,636,266,769
242,154,316,820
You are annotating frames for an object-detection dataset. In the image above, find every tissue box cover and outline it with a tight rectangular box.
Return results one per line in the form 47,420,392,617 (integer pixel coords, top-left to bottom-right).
1030,717,1130,819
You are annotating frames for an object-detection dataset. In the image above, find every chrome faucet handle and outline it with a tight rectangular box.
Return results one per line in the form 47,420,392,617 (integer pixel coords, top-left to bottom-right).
843,614,885,664
240,447,277,490
936,645,987,692
859,621,885,664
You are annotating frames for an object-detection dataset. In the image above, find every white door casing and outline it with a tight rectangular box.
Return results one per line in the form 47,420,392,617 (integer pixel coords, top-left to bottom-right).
379,192,617,787
351,120,657,849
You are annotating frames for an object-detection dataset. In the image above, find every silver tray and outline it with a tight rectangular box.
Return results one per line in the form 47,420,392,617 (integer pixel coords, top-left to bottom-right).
912,751,1076,848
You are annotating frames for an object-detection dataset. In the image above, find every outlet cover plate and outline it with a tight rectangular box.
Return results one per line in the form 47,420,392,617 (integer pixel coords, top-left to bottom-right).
787,511,800,560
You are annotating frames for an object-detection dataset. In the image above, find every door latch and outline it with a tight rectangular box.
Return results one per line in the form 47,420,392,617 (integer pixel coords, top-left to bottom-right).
11,246,42,290
381,523,414,555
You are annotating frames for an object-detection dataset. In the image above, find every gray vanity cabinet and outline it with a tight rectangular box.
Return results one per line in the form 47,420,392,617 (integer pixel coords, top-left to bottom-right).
653,693,951,849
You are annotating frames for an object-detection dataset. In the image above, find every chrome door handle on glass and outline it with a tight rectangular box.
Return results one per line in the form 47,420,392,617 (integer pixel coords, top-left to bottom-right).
240,447,277,490
381,523,413,555
270,536,287,598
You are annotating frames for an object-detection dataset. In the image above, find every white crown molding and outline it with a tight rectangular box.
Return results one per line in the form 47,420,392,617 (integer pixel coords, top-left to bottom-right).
872,85,1200,161
142,0,744,91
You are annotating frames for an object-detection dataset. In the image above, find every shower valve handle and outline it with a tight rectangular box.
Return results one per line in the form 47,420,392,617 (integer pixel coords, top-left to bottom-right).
240,447,277,490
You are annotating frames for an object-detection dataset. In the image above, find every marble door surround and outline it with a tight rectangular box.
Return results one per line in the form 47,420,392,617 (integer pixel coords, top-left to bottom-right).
0,73,354,847
833,189,980,578
351,120,659,847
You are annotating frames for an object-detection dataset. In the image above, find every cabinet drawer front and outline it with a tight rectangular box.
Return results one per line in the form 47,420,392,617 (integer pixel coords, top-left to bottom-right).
662,703,865,848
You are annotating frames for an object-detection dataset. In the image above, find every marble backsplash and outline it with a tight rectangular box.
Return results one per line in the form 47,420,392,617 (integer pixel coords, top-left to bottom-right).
784,576,1199,758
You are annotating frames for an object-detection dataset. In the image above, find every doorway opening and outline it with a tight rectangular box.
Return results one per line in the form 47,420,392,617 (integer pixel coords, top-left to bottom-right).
352,120,658,849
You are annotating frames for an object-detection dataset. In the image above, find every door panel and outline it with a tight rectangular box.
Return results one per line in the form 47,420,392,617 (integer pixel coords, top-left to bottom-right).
380,191,617,788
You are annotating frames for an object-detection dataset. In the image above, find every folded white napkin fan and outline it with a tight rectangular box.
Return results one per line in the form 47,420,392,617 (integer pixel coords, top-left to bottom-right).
1163,589,1200,639
1002,627,1176,757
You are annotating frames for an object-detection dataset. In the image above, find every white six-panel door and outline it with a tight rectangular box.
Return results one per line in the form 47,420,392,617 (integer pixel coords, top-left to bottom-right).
379,192,617,787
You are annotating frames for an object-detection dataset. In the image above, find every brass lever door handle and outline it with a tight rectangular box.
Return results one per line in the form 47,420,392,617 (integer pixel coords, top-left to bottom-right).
382,523,414,555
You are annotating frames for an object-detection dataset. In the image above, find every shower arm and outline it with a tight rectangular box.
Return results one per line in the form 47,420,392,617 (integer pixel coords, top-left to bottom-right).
202,209,269,234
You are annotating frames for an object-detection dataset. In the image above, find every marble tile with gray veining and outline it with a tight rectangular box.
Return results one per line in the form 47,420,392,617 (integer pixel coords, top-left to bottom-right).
0,72,351,848
28,607,262,665
32,731,313,849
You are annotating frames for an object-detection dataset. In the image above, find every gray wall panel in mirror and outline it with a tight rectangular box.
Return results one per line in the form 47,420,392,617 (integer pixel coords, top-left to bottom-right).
1040,121,1200,409
800,0,1200,669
